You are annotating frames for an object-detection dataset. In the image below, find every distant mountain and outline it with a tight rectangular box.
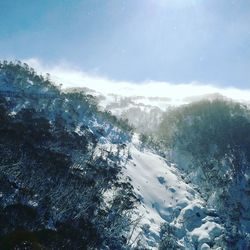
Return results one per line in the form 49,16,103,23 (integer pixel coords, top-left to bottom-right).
65,87,239,136
65,87,166,134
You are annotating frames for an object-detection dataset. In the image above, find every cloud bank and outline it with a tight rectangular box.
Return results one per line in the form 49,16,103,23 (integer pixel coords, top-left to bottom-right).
24,58,250,105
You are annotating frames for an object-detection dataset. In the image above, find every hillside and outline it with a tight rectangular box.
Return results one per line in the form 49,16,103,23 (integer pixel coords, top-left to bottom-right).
156,99,250,249
0,61,136,249
0,61,249,250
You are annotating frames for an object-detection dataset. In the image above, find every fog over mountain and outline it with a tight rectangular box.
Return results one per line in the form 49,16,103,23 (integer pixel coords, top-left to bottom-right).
24,58,250,107
23,58,250,135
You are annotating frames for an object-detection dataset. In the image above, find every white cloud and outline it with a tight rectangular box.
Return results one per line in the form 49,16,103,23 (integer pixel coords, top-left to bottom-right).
24,58,250,105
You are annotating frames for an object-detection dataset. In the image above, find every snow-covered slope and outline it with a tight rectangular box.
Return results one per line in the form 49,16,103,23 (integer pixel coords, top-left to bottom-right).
123,135,225,249
2,62,249,249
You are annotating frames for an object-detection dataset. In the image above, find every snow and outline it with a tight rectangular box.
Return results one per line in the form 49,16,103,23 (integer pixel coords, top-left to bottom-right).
123,135,224,248
200,243,211,250
126,145,199,223
190,221,224,245
28,200,38,207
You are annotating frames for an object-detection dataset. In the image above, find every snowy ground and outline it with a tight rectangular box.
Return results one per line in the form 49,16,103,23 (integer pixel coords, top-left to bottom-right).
123,135,224,249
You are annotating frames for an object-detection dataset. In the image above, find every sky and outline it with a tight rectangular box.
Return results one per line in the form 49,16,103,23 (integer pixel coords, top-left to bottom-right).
0,0,250,91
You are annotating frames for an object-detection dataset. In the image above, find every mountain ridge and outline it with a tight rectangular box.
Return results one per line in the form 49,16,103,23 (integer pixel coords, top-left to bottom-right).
0,61,249,249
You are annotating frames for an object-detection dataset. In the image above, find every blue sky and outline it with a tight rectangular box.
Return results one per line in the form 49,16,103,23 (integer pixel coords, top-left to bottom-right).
0,0,249,88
